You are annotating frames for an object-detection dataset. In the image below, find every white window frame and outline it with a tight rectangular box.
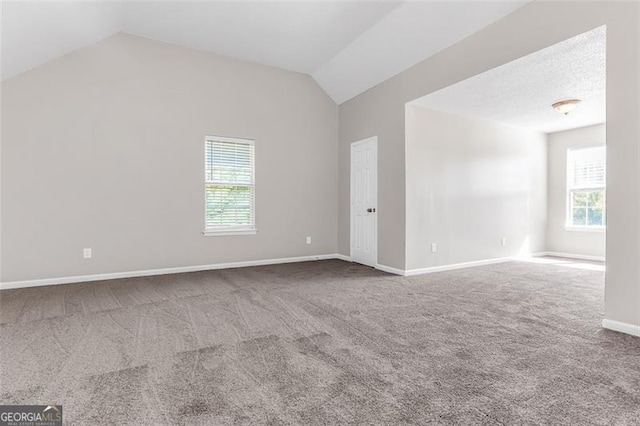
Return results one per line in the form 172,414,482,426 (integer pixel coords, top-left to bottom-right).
565,145,606,232
203,135,256,237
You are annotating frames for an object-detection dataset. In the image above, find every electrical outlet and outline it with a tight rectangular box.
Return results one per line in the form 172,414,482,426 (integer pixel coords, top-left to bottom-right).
501,237,507,247
306,236,312,245
431,243,437,253
83,248,92,259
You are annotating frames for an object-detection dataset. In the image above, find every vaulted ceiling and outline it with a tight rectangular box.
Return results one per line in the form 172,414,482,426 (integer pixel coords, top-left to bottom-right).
1,1,531,104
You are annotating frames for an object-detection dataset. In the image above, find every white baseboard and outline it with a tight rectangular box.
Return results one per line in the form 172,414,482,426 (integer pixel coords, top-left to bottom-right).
0,251,610,291
0,254,516,288
334,256,405,276
602,319,640,337
404,257,513,276
334,254,352,262
0,254,341,290
334,256,404,276
375,263,406,276
533,251,605,262
375,257,513,277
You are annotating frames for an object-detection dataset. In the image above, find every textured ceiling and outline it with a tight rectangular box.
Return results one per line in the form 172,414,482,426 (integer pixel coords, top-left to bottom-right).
1,1,532,104
409,26,606,133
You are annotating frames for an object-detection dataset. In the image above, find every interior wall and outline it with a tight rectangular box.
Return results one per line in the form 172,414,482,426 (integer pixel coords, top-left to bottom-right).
1,33,339,283
405,106,547,271
547,124,606,258
339,1,639,327
339,83,406,270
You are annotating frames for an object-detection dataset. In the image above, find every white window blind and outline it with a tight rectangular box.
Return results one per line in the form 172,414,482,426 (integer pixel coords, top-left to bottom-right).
568,146,606,189
566,146,606,228
204,136,255,234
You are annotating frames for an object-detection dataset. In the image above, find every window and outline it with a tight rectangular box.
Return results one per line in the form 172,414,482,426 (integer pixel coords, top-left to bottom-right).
566,146,606,230
204,136,255,236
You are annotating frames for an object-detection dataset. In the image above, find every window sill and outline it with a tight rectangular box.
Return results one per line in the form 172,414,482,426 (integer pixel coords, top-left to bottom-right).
565,226,605,233
203,229,257,237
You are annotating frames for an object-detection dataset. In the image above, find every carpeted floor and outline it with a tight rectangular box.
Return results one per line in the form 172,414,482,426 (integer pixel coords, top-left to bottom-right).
1,259,639,425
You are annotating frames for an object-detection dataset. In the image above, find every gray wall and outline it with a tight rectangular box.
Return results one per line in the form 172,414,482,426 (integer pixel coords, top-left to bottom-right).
405,106,547,271
1,33,339,282
547,124,606,258
338,1,639,327
339,82,407,270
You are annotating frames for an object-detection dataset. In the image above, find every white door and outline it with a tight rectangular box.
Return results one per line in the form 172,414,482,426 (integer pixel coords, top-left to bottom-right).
350,137,377,267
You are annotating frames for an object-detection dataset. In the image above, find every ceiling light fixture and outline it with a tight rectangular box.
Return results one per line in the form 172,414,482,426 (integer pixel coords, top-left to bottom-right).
552,99,581,115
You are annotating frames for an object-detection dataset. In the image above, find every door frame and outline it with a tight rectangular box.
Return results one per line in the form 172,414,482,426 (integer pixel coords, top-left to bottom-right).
350,136,378,267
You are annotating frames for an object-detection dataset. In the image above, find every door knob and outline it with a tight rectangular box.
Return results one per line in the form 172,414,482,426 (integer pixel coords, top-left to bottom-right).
367,208,376,213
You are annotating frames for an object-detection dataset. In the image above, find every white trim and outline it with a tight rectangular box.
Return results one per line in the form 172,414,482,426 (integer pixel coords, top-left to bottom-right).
602,319,640,337
533,251,605,262
335,254,352,262
564,226,605,233
350,136,377,148
0,254,340,290
203,229,257,237
375,263,406,276
375,257,513,277
205,135,254,144
0,255,516,289
565,145,606,229
404,257,512,276
350,136,378,268
204,135,256,235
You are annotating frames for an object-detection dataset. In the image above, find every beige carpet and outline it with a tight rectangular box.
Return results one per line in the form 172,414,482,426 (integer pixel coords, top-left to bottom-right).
1,259,639,425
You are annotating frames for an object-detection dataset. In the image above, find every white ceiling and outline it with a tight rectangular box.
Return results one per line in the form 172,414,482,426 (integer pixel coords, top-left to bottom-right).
312,1,529,104
409,26,606,133
1,2,123,82
122,1,400,76
1,1,531,104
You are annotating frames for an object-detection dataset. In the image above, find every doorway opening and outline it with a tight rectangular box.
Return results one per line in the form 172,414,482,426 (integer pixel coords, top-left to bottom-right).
403,25,606,272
